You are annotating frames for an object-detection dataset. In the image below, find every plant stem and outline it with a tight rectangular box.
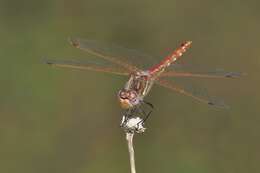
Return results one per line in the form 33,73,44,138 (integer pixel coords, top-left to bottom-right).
126,132,136,173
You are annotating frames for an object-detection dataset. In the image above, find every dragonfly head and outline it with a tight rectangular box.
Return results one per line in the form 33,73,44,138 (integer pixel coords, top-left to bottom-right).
118,89,140,109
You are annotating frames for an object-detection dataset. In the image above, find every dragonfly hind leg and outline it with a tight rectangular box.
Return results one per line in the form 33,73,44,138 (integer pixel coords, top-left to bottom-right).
136,100,154,125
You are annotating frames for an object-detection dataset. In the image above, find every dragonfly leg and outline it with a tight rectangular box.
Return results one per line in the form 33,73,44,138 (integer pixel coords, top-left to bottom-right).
121,101,154,128
143,100,154,109
136,101,154,125
120,108,137,127
139,109,152,124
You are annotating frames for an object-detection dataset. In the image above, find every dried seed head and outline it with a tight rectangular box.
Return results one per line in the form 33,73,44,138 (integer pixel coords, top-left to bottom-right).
120,116,146,134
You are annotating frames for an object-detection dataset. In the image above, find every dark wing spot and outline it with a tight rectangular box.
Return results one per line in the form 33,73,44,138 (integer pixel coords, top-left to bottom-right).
45,61,53,65
225,72,243,78
208,102,214,106
69,38,80,48
42,59,54,66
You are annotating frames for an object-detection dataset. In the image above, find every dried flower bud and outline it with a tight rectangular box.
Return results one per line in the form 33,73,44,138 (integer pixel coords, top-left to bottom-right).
120,115,146,133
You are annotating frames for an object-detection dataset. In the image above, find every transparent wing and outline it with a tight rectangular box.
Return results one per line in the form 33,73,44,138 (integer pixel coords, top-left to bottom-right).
161,69,244,79
162,62,244,79
156,79,229,109
45,59,129,76
69,37,159,72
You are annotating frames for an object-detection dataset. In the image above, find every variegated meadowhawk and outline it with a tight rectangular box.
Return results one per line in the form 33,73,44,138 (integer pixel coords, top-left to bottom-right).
46,38,242,121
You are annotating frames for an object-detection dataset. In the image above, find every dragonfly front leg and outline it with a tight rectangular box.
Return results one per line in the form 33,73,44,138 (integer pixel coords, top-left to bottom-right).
120,108,137,127
143,100,154,109
121,101,154,128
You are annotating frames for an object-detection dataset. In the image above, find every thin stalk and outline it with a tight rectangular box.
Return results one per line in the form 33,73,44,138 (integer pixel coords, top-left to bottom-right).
126,132,136,173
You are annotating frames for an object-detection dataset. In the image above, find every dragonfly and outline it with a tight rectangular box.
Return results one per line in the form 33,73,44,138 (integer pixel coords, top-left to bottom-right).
46,38,242,119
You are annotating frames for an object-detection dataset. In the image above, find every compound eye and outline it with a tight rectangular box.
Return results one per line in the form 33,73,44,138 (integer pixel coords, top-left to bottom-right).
129,91,137,100
119,90,128,99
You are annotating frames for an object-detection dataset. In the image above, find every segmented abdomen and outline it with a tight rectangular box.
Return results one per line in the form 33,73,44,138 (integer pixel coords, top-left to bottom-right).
148,41,192,78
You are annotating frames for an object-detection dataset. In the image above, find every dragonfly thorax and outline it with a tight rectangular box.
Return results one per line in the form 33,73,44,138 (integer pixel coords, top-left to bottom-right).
118,71,154,109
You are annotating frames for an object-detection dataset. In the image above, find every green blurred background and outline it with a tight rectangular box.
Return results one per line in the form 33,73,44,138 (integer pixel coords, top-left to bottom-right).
0,0,259,173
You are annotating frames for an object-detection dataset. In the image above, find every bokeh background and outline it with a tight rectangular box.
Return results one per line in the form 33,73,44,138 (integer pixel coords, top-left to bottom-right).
0,0,259,173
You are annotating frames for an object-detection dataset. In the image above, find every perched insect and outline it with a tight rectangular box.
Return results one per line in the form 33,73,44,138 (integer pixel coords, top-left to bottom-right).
46,38,242,120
